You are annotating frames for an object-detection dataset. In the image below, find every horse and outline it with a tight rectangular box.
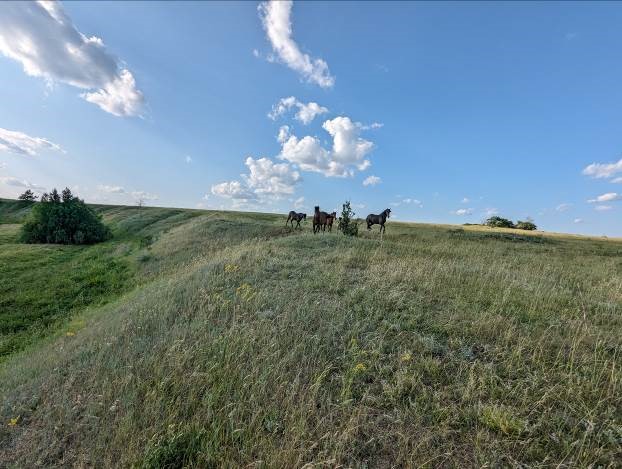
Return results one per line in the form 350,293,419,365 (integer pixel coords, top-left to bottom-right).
313,206,331,234
286,211,306,228
366,208,391,233
325,212,337,232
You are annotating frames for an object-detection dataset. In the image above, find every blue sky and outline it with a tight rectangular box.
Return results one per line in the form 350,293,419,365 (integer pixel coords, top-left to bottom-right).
1,1,621,236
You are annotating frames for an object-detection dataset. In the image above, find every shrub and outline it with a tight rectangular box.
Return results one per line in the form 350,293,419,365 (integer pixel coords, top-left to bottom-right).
515,220,537,231
17,189,37,201
485,216,515,229
338,200,359,237
20,188,111,245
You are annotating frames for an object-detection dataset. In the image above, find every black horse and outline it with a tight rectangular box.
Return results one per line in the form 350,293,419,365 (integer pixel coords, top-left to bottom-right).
286,211,306,228
366,208,391,233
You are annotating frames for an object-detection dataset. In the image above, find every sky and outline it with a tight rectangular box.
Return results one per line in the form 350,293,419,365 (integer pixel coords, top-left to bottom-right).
1,1,622,236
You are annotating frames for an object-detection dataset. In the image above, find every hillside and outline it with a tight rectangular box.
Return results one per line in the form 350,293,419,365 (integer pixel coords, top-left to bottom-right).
1,198,621,467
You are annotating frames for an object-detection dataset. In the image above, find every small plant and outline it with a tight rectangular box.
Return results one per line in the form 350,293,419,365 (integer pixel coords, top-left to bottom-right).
20,187,111,245
17,189,37,202
338,200,359,237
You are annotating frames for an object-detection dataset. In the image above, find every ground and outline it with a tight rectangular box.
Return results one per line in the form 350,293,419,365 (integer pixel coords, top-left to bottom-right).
0,199,621,467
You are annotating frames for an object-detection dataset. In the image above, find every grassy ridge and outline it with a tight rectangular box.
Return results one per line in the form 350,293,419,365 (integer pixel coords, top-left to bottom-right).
1,200,621,466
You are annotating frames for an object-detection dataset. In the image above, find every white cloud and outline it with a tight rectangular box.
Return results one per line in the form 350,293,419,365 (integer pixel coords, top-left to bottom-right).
461,197,470,204
97,184,125,194
582,158,622,179
293,196,305,209
211,181,257,202
268,96,328,125
242,156,300,197
258,0,334,88
556,203,572,212
278,116,375,177
594,205,612,212
363,175,381,187
131,190,158,201
185,155,193,164
574,218,583,224
484,207,498,217
0,2,144,116
0,127,63,156
402,198,423,207
452,208,473,216
0,176,45,191
587,192,621,203
0,162,6,170
611,177,622,184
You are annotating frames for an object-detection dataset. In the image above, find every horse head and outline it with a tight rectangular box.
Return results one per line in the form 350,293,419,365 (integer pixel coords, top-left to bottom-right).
385,208,392,218
302,213,307,220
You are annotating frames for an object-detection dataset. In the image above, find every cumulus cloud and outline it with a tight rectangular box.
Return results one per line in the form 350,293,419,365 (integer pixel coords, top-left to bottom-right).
392,198,423,208
452,208,473,216
0,176,45,191
0,2,144,116
587,192,621,203
582,158,622,180
461,197,470,204
278,116,375,177
131,190,158,201
258,0,334,88
97,184,125,194
268,96,328,125
362,175,381,187
211,156,300,205
185,155,193,164
242,156,300,197
0,127,63,156
556,203,572,212
594,205,612,211
612,177,622,184
293,196,305,209
484,207,498,217
574,218,583,224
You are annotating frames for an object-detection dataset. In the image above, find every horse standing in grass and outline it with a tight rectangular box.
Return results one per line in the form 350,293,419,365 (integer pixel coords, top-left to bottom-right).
313,206,331,234
366,208,391,233
325,212,337,232
286,211,306,229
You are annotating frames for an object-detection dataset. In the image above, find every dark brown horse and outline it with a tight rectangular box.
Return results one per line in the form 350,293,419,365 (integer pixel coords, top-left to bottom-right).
313,206,334,234
325,212,337,232
366,208,391,233
286,211,306,228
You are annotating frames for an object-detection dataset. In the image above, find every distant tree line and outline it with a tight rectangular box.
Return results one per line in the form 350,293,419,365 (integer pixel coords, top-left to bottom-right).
19,188,111,245
484,216,537,231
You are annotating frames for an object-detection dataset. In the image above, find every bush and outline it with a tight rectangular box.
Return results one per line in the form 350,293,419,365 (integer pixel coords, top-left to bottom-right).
338,200,359,237
515,220,537,231
20,188,111,245
485,216,515,229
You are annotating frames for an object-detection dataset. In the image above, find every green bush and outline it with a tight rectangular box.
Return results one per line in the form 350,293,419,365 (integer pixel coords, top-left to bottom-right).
20,188,111,245
338,200,359,237
485,216,515,228
515,220,537,231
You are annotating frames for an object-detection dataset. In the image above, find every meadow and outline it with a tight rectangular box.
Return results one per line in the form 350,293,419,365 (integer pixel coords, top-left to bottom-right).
0,198,621,467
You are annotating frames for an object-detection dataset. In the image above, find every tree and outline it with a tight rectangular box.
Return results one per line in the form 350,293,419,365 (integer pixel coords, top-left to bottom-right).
515,220,537,231
337,200,359,237
17,190,37,201
485,216,515,229
20,187,111,245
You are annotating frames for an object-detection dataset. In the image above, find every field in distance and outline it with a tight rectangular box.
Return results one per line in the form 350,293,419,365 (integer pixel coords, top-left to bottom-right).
1,198,621,467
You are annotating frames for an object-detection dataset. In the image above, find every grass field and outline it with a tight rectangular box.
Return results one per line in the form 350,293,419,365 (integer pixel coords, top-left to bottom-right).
1,198,621,467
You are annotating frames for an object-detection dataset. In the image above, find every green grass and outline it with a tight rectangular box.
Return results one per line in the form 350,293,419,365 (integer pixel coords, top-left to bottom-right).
0,199,621,467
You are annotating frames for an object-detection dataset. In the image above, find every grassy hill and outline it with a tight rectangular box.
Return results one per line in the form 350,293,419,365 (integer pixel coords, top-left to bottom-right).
1,198,621,466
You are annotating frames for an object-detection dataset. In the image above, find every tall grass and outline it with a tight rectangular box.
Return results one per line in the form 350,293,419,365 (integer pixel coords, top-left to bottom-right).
1,201,621,466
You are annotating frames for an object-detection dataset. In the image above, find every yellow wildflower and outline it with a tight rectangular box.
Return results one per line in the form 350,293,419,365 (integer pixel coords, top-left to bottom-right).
224,264,240,273
353,363,366,373
66,331,75,337
400,352,412,362
8,416,20,427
